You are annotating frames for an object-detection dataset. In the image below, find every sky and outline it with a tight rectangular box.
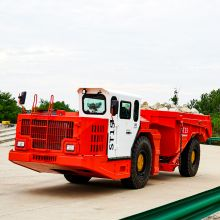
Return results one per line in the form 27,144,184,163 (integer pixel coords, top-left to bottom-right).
0,0,220,109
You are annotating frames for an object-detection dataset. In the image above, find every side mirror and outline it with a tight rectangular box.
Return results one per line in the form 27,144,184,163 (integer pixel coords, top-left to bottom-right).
18,91,27,105
111,100,119,116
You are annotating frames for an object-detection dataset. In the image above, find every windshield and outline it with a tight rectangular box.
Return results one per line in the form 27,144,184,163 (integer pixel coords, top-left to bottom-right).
83,94,106,115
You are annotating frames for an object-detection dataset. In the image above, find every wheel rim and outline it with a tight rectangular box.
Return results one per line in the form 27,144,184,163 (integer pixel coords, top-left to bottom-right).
191,150,196,164
137,153,145,172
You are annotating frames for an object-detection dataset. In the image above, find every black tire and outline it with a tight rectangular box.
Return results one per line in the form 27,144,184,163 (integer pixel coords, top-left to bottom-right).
179,138,200,177
64,174,91,184
121,136,152,189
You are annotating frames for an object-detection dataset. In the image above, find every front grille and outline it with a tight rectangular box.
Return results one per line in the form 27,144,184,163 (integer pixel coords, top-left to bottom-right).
21,119,31,135
90,125,105,153
21,119,74,151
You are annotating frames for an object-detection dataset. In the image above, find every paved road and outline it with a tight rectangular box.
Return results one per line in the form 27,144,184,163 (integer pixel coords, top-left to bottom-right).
0,144,220,220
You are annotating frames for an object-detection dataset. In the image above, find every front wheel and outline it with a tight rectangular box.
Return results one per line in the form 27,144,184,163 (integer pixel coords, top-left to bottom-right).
179,138,200,177
64,174,91,184
121,136,152,189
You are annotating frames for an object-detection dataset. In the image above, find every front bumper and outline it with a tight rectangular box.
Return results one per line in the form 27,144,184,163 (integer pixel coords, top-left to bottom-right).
9,150,131,180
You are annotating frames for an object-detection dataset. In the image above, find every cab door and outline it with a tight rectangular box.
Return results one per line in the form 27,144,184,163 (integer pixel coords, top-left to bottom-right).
115,100,140,158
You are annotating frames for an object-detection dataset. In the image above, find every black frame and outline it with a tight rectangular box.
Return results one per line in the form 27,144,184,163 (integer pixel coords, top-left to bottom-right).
119,101,132,120
82,93,107,115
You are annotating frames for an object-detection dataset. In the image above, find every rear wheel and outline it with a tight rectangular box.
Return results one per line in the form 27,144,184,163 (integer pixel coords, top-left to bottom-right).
179,138,200,177
64,174,91,184
121,136,152,189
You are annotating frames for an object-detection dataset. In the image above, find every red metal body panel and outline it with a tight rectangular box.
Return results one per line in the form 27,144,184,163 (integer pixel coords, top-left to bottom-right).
9,109,212,180
140,110,212,172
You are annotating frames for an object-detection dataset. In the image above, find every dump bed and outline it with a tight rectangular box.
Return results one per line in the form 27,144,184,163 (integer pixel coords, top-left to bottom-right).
141,110,212,157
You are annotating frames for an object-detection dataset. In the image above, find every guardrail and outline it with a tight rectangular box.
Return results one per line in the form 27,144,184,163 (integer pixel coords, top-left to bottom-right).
207,137,220,145
122,187,220,220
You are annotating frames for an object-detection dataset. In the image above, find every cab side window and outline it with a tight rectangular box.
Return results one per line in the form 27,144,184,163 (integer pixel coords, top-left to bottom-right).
133,100,139,122
120,101,131,119
110,96,118,116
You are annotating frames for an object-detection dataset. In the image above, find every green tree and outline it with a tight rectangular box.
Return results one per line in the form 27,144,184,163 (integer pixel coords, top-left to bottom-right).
170,89,179,105
191,89,220,115
38,99,75,112
211,113,220,137
187,99,197,109
0,91,21,123
189,89,220,136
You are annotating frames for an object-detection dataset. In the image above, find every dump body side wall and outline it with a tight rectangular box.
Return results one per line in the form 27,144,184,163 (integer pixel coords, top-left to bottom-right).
141,110,212,157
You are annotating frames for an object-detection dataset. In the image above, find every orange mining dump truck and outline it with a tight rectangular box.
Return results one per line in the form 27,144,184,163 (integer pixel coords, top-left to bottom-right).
9,88,212,189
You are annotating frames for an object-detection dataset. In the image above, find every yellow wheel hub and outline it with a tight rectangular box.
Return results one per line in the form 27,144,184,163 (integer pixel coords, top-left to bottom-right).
137,153,144,172
191,150,196,164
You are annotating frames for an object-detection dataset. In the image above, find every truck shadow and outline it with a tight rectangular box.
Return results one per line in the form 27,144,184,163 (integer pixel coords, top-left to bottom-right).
151,172,180,181
24,179,126,199
24,172,181,199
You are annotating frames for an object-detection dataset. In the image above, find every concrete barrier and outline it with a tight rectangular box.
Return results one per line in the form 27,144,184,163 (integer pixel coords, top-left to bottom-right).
0,127,16,144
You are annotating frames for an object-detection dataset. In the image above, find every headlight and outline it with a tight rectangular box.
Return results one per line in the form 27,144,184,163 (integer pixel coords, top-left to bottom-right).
66,144,75,152
17,141,25,148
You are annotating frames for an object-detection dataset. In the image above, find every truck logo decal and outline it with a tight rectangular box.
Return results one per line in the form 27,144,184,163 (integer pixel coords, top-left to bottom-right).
109,119,116,151
182,127,189,137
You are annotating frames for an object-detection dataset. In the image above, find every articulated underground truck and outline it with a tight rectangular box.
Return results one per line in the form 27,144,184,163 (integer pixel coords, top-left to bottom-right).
9,88,212,189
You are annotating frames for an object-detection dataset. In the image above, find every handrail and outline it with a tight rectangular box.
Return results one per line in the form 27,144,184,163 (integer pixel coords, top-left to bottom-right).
122,187,220,220
48,95,54,115
31,94,38,113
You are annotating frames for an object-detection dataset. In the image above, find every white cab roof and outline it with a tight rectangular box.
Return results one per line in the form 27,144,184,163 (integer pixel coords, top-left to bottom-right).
77,88,141,100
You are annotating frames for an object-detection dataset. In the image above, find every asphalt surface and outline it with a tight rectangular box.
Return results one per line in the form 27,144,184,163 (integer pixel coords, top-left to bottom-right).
0,143,220,220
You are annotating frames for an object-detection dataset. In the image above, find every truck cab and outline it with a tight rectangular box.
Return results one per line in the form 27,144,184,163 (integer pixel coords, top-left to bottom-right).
78,88,141,159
